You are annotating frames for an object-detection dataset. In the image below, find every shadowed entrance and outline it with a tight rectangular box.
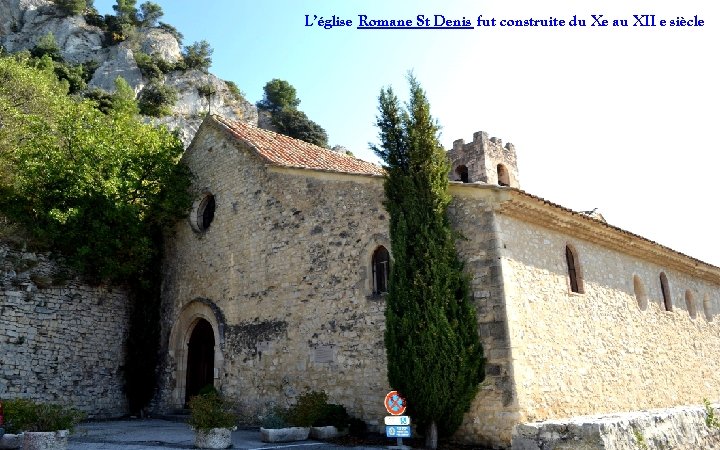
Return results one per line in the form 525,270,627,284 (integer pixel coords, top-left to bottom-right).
185,319,215,404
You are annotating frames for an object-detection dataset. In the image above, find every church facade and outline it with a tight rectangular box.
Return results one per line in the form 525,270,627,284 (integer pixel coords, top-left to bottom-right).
155,114,720,447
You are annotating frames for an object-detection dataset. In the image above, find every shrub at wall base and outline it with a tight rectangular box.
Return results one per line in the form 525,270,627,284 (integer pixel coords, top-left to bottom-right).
188,392,237,449
1,399,83,450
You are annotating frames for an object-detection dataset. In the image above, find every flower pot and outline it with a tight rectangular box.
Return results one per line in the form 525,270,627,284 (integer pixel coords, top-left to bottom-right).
259,427,310,443
21,430,68,450
0,433,23,450
194,427,233,449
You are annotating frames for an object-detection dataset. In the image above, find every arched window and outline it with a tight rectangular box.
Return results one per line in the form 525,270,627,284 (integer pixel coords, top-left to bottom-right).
497,164,510,186
565,245,584,294
686,290,697,319
455,165,469,183
659,272,672,311
704,294,713,322
633,275,648,311
372,246,390,295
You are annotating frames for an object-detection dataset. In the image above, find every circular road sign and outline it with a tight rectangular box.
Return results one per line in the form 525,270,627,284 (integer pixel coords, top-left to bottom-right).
384,391,407,416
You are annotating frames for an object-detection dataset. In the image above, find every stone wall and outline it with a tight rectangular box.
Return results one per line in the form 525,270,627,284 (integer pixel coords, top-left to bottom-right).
513,404,720,449
448,186,520,447
497,213,720,425
156,124,512,446
0,241,130,417
156,123,392,424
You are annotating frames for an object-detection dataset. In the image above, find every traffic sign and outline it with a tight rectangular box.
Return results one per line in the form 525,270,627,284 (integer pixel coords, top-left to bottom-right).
384,415,411,425
386,425,411,438
384,391,407,415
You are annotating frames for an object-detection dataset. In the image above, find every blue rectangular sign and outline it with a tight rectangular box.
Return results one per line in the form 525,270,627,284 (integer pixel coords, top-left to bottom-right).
386,425,411,438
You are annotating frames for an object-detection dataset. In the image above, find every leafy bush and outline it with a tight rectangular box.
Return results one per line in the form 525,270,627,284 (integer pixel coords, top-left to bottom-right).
182,40,213,72
138,81,177,117
223,80,245,101
348,417,367,437
261,408,289,429
188,393,236,431
285,391,328,428
3,399,84,433
52,0,87,16
314,403,349,430
272,108,328,148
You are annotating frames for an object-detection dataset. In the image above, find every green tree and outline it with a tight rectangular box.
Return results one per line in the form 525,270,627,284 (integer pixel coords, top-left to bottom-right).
137,81,177,117
182,40,213,72
53,0,88,16
138,1,163,27
112,0,138,24
30,32,62,61
0,54,191,413
371,75,485,449
257,78,301,112
272,108,328,148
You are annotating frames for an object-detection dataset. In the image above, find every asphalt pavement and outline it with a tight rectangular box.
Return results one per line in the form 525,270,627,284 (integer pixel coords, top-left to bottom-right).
68,419,393,450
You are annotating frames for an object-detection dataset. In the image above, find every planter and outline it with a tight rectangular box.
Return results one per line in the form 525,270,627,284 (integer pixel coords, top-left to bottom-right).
21,431,68,450
259,427,310,443
0,433,23,450
194,427,233,449
310,425,348,439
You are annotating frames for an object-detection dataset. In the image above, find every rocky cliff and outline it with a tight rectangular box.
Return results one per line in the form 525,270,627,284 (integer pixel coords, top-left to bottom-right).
0,0,258,147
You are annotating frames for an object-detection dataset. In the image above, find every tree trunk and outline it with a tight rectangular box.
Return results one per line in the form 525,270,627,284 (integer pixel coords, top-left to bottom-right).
425,420,438,449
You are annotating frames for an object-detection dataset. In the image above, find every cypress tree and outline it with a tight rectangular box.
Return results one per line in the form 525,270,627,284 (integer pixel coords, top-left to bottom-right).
371,75,485,449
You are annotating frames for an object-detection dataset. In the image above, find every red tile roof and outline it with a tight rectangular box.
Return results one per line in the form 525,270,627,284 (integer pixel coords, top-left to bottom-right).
211,115,384,176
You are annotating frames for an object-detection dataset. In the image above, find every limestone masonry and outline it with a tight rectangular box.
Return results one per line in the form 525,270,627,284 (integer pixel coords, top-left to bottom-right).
153,115,720,448
0,241,129,417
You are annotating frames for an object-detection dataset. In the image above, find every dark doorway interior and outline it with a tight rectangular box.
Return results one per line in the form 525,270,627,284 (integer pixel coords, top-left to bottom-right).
185,319,215,405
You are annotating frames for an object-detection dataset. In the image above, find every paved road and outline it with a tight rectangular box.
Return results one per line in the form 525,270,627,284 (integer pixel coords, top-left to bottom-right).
68,419,393,450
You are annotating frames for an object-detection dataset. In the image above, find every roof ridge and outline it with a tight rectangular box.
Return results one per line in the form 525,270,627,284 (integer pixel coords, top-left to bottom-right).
209,115,384,177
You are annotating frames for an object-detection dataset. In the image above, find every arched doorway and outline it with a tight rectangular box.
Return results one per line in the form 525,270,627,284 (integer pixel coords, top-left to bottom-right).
185,319,215,404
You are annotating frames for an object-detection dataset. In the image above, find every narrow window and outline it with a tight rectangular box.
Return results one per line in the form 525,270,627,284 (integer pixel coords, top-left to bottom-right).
197,194,216,231
372,246,390,295
660,272,672,311
565,245,583,294
704,294,713,322
633,275,648,311
686,290,697,319
497,164,510,186
455,165,469,183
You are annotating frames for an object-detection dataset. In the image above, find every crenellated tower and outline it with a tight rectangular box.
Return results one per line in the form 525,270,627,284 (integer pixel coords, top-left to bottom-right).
447,131,520,188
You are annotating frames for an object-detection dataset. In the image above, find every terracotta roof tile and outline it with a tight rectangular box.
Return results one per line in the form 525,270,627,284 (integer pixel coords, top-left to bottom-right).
211,115,384,176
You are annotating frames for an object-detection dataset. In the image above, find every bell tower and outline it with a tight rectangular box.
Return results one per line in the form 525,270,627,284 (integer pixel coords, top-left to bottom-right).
447,131,520,188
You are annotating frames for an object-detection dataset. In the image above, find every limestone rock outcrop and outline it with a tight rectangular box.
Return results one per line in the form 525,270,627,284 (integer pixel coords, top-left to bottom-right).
0,0,258,148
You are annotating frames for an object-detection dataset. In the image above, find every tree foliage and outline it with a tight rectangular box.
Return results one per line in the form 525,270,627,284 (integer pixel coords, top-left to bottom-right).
257,78,300,112
257,78,328,147
182,40,213,72
138,1,163,27
272,108,328,148
371,75,485,445
0,53,191,284
137,81,177,117
112,0,138,24
53,0,88,16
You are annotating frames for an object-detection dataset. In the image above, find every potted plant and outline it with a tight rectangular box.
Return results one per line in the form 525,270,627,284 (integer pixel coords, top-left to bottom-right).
310,403,350,439
188,391,237,449
261,390,346,443
259,407,310,443
2,398,84,450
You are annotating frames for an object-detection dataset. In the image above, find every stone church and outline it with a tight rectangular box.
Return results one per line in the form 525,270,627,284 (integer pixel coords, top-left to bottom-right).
151,114,720,447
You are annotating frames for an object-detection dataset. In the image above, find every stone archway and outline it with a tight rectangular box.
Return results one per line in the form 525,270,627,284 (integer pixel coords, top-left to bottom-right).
168,300,225,409
185,319,215,403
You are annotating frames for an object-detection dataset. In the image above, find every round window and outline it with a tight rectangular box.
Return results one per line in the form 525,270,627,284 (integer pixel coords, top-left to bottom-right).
191,193,216,232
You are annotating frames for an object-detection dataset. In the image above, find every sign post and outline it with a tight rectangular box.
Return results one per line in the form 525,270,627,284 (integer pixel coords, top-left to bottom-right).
384,391,410,448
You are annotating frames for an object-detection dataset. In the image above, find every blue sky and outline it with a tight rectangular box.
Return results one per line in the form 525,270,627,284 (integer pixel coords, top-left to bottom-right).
95,0,720,266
